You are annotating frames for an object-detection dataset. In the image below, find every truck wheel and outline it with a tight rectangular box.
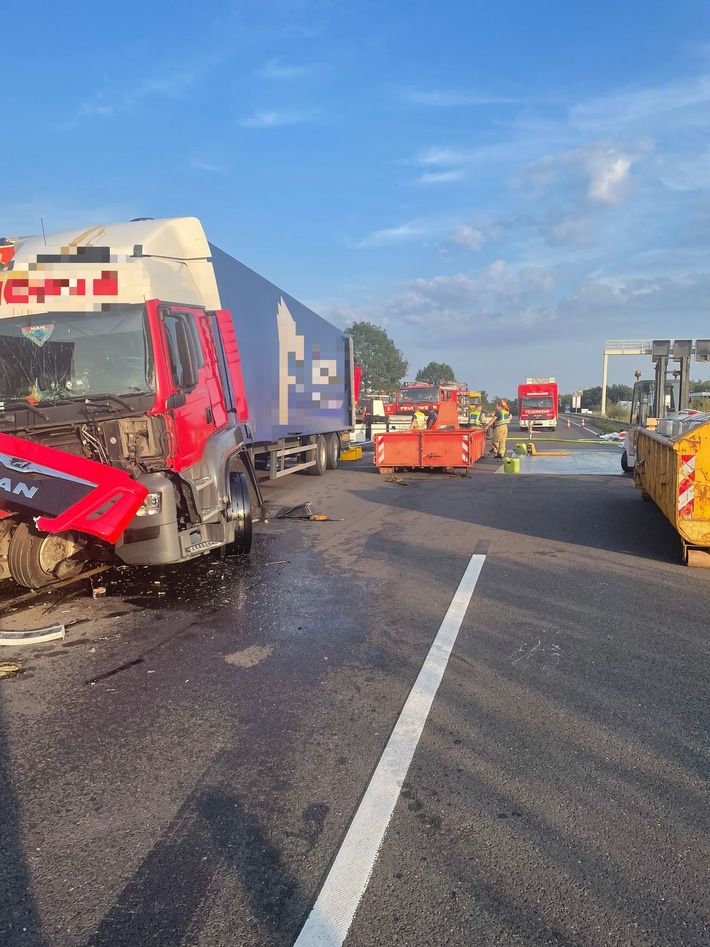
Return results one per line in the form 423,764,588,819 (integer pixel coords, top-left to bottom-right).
7,523,84,589
226,472,252,555
621,450,631,473
325,433,340,470
307,435,327,476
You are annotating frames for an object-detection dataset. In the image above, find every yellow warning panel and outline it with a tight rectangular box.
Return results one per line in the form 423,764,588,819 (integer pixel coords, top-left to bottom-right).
340,446,363,461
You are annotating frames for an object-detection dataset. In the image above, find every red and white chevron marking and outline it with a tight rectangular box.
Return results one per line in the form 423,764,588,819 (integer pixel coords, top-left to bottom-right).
375,436,386,467
462,435,470,465
678,453,696,518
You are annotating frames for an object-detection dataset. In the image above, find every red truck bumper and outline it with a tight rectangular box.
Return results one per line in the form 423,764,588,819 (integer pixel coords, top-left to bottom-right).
0,432,148,543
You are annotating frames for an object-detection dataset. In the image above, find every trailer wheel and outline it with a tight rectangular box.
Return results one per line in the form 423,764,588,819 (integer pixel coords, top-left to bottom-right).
7,523,84,589
307,435,327,476
621,450,632,473
226,472,252,555
325,433,340,470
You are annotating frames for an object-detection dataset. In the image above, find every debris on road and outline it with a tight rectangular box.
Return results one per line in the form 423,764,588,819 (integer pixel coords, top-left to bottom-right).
0,624,66,647
276,503,342,521
0,662,24,679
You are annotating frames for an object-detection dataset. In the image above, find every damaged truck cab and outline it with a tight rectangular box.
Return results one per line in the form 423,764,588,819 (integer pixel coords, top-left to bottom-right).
0,218,355,588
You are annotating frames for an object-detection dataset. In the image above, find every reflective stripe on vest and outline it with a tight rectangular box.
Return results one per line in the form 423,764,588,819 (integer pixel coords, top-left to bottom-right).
493,408,511,428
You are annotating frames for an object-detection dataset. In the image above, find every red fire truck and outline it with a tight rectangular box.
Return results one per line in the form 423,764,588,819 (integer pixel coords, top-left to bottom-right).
517,378,558,431
389,381,470,428
0,217,356,588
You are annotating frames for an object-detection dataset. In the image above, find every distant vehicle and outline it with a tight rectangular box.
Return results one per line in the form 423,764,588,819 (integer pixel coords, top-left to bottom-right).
518,377,558,431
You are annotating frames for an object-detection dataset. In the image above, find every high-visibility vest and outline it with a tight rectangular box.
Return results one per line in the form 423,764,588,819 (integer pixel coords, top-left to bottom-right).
469,407,482,426
411,410,426,430
493,408,511,428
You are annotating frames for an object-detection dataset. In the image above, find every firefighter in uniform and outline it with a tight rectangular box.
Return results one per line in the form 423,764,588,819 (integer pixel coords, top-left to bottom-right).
486,400,511,459
468,403,483,427
410,409,427,430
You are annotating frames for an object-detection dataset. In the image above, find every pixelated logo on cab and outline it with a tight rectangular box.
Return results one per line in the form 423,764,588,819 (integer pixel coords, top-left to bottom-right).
0,271,119,304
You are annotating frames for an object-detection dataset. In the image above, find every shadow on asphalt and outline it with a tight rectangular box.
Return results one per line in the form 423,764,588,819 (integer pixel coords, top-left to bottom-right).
0,687,48,946
80,749,310,947
348,469,683,564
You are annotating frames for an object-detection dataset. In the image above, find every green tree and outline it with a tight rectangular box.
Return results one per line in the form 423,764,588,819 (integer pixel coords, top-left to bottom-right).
415,361,456,384
345,321,408,392
582,386,602,410
608,383,633,403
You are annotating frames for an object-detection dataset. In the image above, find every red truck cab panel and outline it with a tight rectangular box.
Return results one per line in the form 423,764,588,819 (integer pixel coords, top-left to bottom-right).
146,300,231,472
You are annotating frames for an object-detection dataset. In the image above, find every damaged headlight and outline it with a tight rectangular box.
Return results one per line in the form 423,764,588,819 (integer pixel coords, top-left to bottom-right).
135,492,162,516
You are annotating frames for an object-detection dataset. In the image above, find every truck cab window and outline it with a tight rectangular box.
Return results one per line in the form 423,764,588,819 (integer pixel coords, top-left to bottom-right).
163,313,198,390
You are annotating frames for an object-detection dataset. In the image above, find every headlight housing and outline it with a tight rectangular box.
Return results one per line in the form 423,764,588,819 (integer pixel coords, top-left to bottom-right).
135,492,162,516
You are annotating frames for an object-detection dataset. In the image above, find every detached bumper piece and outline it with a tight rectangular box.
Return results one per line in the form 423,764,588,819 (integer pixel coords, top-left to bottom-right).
0,432,148,543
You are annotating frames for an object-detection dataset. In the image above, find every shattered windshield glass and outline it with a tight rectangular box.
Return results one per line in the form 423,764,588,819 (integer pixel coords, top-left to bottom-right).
0,305,154,405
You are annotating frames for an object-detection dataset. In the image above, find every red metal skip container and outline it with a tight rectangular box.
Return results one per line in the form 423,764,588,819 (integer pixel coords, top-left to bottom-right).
374,428,486,474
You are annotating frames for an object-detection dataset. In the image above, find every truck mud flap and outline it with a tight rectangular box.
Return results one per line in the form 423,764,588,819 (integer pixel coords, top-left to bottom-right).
0,432,148,543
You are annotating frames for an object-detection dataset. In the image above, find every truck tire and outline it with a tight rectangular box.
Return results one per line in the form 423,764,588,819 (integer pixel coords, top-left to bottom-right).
7,523,83,589
325,433,340,470
307,435,327,476
621,450,632,473
225,472,252,555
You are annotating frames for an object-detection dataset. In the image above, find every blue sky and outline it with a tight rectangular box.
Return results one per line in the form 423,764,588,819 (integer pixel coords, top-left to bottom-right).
3,0,710,397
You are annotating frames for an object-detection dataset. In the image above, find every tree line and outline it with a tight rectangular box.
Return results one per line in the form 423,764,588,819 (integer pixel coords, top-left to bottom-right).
346,320,710,412
345,321,453,390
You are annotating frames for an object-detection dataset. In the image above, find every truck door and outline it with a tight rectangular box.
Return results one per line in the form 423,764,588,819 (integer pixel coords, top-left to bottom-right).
158,306,221,471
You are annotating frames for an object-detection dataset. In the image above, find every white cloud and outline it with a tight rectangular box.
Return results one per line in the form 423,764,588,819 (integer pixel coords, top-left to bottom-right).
449,225,485,250
570,76,710,132
515,140,648,209
256,58,311,80
238,109,319,128
190,158,226,173
348,221,434,249
400,88,553,107
416,170,465,185
586,151,635,205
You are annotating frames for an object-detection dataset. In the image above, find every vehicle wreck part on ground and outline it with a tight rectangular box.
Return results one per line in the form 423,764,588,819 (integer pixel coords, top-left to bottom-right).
0,624,65,646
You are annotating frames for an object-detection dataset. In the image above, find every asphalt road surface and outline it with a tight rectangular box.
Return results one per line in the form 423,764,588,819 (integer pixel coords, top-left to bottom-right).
1,425,708,947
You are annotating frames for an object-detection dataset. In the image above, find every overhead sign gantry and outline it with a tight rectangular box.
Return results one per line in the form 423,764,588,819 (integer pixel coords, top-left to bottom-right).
601,339,710,416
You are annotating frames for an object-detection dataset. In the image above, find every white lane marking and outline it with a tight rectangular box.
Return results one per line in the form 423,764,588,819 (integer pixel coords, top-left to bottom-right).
294,552,486,947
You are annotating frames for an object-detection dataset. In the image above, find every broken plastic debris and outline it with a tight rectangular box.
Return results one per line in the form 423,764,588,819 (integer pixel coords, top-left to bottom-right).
0,625,66,647
275,503,342,521
0,662,24,679
277,502,314,519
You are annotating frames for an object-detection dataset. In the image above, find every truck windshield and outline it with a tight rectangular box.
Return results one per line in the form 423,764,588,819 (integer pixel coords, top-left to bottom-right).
400,386,438,404
523,397,553,409
0,305,154,405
